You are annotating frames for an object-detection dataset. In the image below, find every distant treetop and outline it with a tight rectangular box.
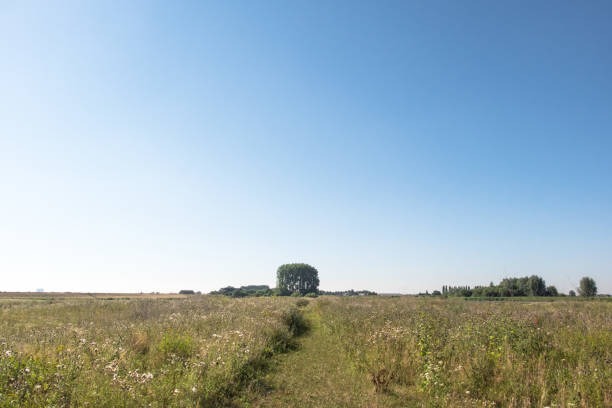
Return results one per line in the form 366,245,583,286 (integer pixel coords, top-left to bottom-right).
441,275,563,298
578,277,597,297
276,263,319,296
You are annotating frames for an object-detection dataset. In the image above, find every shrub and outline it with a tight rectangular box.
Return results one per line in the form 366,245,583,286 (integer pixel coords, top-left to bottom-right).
211,285,272,297
158,331,194,360
232,289,248,298
295,299,309,307
281,308,309,336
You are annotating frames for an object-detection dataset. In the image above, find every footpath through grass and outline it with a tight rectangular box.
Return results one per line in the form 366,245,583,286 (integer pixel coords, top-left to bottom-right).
3,295,609,407
243,305,405,408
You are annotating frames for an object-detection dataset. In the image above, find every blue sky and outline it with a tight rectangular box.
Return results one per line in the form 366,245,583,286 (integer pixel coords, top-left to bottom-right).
1,1,611,294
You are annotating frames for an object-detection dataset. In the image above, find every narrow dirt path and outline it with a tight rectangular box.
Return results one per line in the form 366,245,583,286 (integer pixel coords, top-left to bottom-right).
243,306,404,408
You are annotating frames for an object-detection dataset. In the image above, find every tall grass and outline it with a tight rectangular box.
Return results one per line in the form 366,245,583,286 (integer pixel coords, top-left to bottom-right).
0,296,303,407
2,295,610,407
316,297,612,407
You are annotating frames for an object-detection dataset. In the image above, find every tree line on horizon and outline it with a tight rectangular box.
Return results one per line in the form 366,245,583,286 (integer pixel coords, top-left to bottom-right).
207,265,600,299
209,263,377,298
434,276,598,298
210,264,322,298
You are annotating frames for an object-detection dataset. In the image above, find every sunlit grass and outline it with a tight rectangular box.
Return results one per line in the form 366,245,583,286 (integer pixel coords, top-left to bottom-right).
317,297,612,407
0,295,302,407
1,295,610,407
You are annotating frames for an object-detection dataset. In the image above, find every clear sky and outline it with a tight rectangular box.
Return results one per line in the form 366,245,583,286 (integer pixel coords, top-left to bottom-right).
1,1,611,294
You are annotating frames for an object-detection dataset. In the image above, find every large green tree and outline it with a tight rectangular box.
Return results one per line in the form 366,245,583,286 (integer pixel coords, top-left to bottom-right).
276,263,319,295
578,277,597,297
528,275,547,296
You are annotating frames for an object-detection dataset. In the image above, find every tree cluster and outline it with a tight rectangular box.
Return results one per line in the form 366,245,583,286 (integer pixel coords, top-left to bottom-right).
276,263,320,296
178,290,199,295
578,277,597,297
210,264,321,298
210,285,274,298
442,276,558,298
440,275,598,298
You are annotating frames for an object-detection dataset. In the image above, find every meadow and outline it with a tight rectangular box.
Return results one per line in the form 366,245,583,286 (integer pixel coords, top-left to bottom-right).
1,294,610,407
316,297,612,407
0,294,306,407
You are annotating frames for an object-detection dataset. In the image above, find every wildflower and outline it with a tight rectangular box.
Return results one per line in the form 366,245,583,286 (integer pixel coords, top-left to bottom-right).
4,350,12,357
191,386,197,393
174,388,180,395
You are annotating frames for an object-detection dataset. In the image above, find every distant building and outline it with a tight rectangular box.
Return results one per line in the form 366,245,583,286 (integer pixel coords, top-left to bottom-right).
36,288,44,292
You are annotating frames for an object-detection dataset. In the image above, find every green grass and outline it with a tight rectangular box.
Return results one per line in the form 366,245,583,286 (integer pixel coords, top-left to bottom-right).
243,308,406,407
1,295,610,407
0,295,304,407
316,297,612,407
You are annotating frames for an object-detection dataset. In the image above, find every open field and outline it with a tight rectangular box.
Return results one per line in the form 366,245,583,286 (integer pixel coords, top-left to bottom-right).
0,294,306,407
315,297,612,407
1,294,611,407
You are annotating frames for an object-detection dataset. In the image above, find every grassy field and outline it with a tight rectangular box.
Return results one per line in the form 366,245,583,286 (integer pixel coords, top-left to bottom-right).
0,294,306,407
315,297,612,407
1,294,610,407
